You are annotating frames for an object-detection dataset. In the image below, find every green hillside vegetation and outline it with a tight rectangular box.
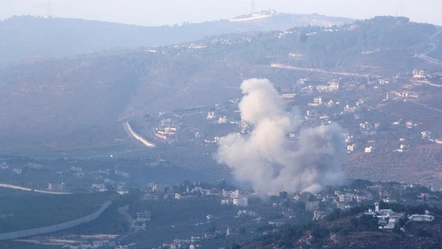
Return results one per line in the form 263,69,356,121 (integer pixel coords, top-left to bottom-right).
125,197,239,248
217,16,437,69
243,202,442,249
118,194,311,248
54,202,129,235
0,192,116,233
0,14,353,65
0,16,440,150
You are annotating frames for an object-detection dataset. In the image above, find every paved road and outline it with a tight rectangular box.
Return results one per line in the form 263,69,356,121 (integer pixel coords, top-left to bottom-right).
117,205,134,242
271,63,382,78
123,121,156,148
0,183,71,195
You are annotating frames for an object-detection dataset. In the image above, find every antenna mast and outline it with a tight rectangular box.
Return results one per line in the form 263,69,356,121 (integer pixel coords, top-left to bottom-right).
45,0,53,18
251,0,256,14
396,1,404,17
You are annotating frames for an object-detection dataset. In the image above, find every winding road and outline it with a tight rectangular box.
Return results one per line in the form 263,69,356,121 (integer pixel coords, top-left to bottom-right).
117,205,134,242
123,121,156,148
415,29,442,65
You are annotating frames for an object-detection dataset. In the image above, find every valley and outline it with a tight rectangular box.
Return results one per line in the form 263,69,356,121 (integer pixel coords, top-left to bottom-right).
1,11,442,248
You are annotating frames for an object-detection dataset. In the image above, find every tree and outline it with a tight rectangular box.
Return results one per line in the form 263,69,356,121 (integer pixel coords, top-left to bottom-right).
230,243,241,249
207,225,217,233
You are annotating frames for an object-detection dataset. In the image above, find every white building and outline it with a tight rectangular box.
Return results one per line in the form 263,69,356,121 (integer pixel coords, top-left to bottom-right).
308,97,323,106
365,202,405,230
218,116,227,124
412,69,425,78
91,184,107,192
313,97,322,105
347,144,355,153
12,168,22,175
338,193,355,203
221,199,231,205
233,197,249,207
207,112,215,120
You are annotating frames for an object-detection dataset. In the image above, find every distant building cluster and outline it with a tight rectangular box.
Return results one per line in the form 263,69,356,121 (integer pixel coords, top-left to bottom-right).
365,202,434,231
221,189,251,207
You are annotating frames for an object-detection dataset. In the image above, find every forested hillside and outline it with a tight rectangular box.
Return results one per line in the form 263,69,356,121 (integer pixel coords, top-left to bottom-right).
0,13,352,64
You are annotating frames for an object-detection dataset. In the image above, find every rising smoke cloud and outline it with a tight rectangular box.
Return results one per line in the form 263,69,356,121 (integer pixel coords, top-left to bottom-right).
216,78,346,194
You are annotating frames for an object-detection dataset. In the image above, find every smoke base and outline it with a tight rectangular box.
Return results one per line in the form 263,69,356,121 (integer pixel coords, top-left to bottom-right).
216,78,345,194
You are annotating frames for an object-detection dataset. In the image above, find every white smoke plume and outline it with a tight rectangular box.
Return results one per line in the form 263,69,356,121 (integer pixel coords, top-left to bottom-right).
216,78,345,194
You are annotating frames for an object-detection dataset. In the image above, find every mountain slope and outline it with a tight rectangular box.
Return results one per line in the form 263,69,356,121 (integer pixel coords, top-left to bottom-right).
0,16,441,151
243,211,442,249
0,13,353,65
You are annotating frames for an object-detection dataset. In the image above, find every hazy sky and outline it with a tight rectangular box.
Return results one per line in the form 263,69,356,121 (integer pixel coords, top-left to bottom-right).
1,0,441,26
